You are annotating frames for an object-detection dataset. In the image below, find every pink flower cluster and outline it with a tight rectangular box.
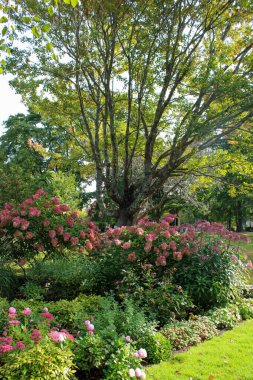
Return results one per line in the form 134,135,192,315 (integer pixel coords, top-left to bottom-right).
0,189,102,258
128,368,146,379
84,320,95,335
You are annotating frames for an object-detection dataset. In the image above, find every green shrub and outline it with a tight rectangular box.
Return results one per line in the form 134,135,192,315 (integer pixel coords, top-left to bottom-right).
19,281,45,300
137,332,171,364
236,298,253,320
173,250,246,309
161,316,218,350
0,342,76,380
26,257,99,300
0,266,21,299
207,304,242,329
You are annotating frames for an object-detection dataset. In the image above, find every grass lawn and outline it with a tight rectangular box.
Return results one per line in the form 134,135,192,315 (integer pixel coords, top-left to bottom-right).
146,319,253,380
233,232,253,282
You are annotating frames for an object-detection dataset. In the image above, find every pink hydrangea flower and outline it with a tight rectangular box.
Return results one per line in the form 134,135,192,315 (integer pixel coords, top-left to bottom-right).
40,312,55,321
128,368,135,377
29,207,41,217
122,242,131,249
125,336,131,342
56,226,64,235
135,368,142,377
8,313,18,319
138,348,147,358
48,331,60,342
0,345,14,353
114,239,122,246
20,220,29,230
25,231,34,240
8,320,21,325
71,236,79,246
51,238,58,247
60,204,70,212
63,232,71,241
48,230,56,239
128,252,137,262
22,308,32,316
156,255,167,266
51,197,60,205
173,251,183,261
86,241,93,251
8,307,16,314
15,341,26,350
87,323,94,332
43,219,50,227
79,230,86,239
136,228,144,236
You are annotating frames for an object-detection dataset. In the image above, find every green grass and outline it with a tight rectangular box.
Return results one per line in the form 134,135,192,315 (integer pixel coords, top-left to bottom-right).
236,232,253,261
147,319,253,380
232,232,253,282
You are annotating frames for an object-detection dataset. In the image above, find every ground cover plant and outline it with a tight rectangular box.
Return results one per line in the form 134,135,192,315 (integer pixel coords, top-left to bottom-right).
146,319,253,380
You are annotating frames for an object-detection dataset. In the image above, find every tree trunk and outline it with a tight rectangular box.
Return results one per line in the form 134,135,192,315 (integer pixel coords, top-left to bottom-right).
236,200,243,232
116,208,134,227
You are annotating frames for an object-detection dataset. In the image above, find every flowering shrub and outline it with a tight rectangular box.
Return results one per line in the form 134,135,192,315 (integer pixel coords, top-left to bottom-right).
74,315,148,379
0,189,101,261
0,306,76,379
92,216,250,310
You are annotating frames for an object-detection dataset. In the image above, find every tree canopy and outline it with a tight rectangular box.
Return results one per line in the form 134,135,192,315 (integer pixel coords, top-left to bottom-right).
2,0,253,224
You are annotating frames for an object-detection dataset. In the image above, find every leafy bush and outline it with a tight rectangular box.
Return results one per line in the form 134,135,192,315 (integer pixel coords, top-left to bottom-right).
0,265,21,300
137,332,171,364
161,316,218,350
26,256,99,300
207,305,242,329
19,281,45,301
0,306,76,380
236,298,253,320
173,246,246,309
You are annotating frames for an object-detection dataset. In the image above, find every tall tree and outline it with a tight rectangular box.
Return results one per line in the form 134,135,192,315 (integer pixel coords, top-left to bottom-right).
5,0,253,225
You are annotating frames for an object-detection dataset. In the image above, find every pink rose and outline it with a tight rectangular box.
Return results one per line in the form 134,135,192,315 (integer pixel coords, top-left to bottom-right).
22,308,32,316
43,219,50,227
56,226,64,235
71,237,79,246
79,230,86,239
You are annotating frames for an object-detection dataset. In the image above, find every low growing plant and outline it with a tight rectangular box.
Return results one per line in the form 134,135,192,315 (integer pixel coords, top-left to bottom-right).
161,316,218,350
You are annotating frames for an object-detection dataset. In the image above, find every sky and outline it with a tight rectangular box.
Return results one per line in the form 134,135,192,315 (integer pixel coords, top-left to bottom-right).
0,74,27,135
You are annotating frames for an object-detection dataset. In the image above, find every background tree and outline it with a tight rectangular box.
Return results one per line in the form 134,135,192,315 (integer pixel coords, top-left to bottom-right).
0,112,85,208
4,0,253,225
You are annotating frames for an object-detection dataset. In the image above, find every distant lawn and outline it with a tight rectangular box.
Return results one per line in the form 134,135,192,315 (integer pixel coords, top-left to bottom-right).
147,319,253,380
233,232,253,282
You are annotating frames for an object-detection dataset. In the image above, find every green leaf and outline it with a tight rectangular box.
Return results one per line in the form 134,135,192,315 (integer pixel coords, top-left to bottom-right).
63,0,71,4
42,24,51,33
32,26,41,38
71,0,78,7
47,6,54,16
52,52,58,61
0,67,3,74
22,17,31,24
1,59,6,66
0,16,8,23
46,42,53,51
2,26,7,36
33,16,41,22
